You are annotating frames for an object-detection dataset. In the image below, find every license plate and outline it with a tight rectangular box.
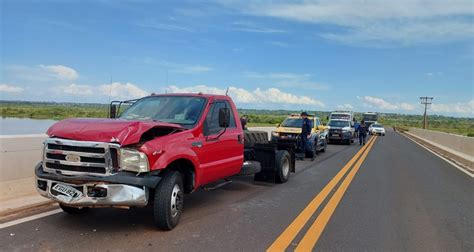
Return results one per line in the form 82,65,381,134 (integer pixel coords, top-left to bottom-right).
52,183,83,198
332,134,340,137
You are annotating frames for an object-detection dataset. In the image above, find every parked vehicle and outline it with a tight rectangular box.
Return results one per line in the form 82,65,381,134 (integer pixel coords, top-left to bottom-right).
271,114,328,158
369,123,386,136
327,119,355,144
363,112,378,127
35,93,296,230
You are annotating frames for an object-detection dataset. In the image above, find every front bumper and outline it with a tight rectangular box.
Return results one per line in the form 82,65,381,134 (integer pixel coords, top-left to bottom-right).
328,131,352,141
35,162,160,207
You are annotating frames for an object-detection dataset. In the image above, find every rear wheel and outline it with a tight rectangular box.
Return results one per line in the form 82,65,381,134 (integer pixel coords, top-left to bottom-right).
275,150,291,183
153,171,184,230
59,204,89,214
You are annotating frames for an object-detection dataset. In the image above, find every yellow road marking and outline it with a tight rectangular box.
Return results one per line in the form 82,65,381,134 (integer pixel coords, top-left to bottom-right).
266,136,376,252
295,136,377,251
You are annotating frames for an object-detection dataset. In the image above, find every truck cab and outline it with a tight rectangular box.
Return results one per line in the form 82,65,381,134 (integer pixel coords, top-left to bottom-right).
271,114,327,158
35,93,294,230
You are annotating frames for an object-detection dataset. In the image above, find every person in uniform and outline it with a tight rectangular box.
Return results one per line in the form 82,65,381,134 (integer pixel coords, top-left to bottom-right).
358,120,368,145
300,112,311,158
240,115,248,130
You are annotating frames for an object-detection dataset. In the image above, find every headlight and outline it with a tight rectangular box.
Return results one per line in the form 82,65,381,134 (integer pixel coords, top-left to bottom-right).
120,148,149,173
271,131,279,137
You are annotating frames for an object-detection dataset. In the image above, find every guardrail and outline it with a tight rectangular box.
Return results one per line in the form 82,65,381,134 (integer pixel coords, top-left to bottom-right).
406,128,473,171
0,134,47,201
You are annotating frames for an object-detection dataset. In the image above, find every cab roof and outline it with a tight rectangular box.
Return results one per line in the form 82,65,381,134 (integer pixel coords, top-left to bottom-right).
149,92,230,100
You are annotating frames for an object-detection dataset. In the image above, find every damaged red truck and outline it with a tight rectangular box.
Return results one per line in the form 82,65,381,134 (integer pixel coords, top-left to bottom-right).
35,93,295,230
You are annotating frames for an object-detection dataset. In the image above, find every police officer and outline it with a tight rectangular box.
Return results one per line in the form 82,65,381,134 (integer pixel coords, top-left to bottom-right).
358,120,368,145
300,112,312,159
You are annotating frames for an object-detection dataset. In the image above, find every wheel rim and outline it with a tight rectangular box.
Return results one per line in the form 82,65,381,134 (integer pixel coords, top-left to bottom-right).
282,157,289,178
170,184,182,218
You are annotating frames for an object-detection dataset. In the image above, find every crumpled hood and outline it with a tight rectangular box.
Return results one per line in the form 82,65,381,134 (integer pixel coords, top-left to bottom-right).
47,118,184,146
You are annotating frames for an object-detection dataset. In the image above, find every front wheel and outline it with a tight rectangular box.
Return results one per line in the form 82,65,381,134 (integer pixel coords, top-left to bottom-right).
275,150,291,183
153,171,184,230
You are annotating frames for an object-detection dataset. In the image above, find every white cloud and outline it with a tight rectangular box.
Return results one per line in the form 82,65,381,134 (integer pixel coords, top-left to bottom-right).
55,82,148,100
136,19,193,32
40,65,78,80
166,85,324,107
245,72,328,90
231,21,286,33
5,64,79,82
0,84,24,93
99,82,149,99
431,100,474,115
58,84,94,95
400,102,416,111
337,104,354,110
225,0,474,46
360,96,399,110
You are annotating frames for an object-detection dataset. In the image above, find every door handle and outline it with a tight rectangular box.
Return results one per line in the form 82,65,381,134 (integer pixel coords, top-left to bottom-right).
238,135,244,144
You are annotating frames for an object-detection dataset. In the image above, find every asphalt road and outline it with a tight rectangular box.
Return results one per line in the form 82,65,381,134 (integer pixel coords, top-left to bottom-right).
1,130,472,251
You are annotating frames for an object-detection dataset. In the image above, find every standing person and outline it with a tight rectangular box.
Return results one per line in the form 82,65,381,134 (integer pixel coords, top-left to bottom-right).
240,115,248,130
358,120,368,145
300,112,312,159
354,119,360,139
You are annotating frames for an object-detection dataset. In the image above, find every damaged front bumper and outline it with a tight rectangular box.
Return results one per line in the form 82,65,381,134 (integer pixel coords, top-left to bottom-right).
35,162,161,207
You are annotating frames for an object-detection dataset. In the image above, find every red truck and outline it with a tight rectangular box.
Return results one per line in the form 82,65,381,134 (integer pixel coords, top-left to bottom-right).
35,93,295,230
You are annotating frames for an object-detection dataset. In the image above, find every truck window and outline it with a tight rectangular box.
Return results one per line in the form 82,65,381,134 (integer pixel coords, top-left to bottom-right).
204,101,236,136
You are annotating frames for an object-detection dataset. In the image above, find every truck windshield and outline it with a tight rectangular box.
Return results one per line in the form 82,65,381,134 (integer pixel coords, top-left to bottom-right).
281,118,313,128
120,96,206,127
328,120,349,127
330,114,350,120
372,124,383,128
363,114,378,121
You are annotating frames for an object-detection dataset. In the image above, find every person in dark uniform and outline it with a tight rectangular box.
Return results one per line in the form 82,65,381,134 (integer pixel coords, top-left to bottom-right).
240,115,248,130
358,120,368,145
300,112,312,159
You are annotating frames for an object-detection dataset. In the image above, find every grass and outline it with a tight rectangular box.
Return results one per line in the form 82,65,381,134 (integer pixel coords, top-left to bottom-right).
1,100,473,136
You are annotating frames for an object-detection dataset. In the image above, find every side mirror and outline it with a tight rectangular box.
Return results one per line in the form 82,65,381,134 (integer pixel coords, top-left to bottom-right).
218,108,230,128
110,104,117,118
276,123,281,127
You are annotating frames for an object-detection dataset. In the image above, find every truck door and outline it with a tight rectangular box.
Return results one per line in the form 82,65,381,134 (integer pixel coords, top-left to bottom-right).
199,100,243,184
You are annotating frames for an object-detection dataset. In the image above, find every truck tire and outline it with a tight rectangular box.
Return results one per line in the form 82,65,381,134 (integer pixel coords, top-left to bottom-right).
275,150,290,183
153,171,184,230
244,131,268,148
59,204,88,214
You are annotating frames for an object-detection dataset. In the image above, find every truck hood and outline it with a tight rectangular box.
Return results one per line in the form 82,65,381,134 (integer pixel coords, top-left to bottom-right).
47,118,185,146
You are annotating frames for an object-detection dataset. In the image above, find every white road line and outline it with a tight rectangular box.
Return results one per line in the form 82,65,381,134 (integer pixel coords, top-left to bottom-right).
0,209,62,229
403,134,474,178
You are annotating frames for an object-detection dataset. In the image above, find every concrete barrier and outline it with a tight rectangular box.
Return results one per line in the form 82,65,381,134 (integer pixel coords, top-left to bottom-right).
0,134,47,201
407,128,473,170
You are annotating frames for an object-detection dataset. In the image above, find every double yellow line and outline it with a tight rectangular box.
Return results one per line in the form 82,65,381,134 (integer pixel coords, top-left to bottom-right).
267,136,378,252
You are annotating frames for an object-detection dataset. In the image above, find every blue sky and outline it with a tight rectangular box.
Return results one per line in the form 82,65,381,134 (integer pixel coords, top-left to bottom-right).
1,0,473,117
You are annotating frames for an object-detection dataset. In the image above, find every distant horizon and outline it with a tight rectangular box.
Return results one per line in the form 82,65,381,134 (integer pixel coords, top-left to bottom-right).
1,99,472,119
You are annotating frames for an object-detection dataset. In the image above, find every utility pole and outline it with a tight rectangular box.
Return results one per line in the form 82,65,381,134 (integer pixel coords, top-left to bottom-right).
420,97,434,129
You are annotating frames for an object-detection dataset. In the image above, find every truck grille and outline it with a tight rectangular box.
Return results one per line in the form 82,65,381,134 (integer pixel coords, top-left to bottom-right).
43,138,120,176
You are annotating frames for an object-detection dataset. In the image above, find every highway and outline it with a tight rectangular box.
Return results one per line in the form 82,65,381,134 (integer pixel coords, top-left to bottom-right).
1,130,472,251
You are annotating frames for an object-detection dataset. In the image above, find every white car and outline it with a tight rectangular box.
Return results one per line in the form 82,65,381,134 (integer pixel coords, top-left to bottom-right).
369,123,385,136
